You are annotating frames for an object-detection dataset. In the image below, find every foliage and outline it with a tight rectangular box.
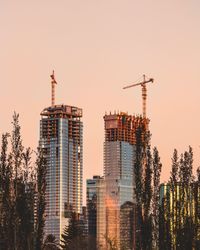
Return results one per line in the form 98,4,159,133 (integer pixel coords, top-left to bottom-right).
60,212,87,250
152,147,162,249
43,234,60,250
197,166,200,182
134,123,154,250
159,146,200,250
170,149,179,185
0,113,46,250
134,123,145,249
159,188,171,250
35,148,47,250
142,131,153,250
0,133,13,250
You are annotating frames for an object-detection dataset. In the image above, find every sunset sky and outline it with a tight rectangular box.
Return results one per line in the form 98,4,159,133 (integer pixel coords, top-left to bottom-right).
1,0,200,203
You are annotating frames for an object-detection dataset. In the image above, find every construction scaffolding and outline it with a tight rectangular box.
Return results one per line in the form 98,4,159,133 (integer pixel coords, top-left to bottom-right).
104,112,149,145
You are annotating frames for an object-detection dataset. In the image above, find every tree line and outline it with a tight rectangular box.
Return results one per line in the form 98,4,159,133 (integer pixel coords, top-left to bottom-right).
0,113,46,250
159,147,200,250
134,122,200,250
1,114,200,250
0,113,86,250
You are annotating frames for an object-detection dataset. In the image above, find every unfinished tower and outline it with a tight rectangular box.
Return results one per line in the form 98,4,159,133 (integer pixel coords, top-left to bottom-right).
103,112,147,250
39,73,83,241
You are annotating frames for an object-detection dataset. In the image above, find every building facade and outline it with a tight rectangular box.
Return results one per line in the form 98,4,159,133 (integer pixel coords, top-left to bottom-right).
39,104,83,241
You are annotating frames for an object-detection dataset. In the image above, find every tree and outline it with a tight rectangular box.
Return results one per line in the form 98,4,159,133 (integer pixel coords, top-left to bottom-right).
0,113,48,250
169,149,179,249
60,212,87,250
179,146,193,185
134,122,145,250
19,148,35,249
0,113,39,250
161,147,197,250
142,131,153,250
193,170,200,249
11,113,24,250
9,113,37,249
196,166,200,182
0,133,13,250
134,121,155,250
170,149,179,185
35,148,47,250
177,147,194,249
159,187,171,250
43,234,60,250
152,147,162,249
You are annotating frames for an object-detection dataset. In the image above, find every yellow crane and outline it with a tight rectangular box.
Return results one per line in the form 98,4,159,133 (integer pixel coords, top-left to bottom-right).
123,75,154,118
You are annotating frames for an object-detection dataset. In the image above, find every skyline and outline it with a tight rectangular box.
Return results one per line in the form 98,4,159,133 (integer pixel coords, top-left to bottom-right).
1,1,200,204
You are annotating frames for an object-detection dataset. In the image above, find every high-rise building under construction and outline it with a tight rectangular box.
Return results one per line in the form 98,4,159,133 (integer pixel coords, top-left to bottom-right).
100,112,146,249
39,73,83,241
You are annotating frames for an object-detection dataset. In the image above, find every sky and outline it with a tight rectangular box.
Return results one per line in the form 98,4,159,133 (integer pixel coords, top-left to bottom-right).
1,0,200,204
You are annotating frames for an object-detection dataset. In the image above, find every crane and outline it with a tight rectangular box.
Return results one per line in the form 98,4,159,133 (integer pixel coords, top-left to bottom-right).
50,70,57,106
123,75,154,118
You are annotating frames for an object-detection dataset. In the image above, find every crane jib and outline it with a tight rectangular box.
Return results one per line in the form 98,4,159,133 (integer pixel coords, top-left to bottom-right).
122,75,154,118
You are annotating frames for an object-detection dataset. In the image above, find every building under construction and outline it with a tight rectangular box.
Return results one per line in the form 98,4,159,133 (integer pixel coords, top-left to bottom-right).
40,104,83,241
96,112,147,250
39,73,83,242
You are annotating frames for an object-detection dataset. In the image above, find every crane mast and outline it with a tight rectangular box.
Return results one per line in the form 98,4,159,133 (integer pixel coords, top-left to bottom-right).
50,70,57,106
123,75,154,118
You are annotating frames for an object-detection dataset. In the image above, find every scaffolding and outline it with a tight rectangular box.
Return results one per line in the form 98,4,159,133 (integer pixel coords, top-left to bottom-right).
104,112,149,145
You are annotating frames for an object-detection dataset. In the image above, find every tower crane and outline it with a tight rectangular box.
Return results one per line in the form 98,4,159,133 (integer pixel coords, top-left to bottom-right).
123,75,154,118
50,70,57,106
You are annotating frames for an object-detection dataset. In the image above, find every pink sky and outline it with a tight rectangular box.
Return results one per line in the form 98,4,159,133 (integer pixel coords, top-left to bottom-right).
1,0,200,203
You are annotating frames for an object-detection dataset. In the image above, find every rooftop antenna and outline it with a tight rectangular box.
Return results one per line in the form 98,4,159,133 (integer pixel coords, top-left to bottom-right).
50,70,57,106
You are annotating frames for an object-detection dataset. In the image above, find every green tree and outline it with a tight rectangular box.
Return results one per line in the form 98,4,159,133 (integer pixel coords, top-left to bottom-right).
0,113,39,250
10,113,36,249
170,149,179,185
134,122,155,250
60,212,87,250
196,166,200,182
43,234,60,250
169,149,179,249
35,148,47,250
159,187,171,250
11,113,37,249
11,113,24,250
162,147,196,250
193,170,200,249
142,131,153,250
177,147,194,249
134,122,145,250
0,113,48,250
19,148,35,249
0,133,13,250
152,147,162,249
